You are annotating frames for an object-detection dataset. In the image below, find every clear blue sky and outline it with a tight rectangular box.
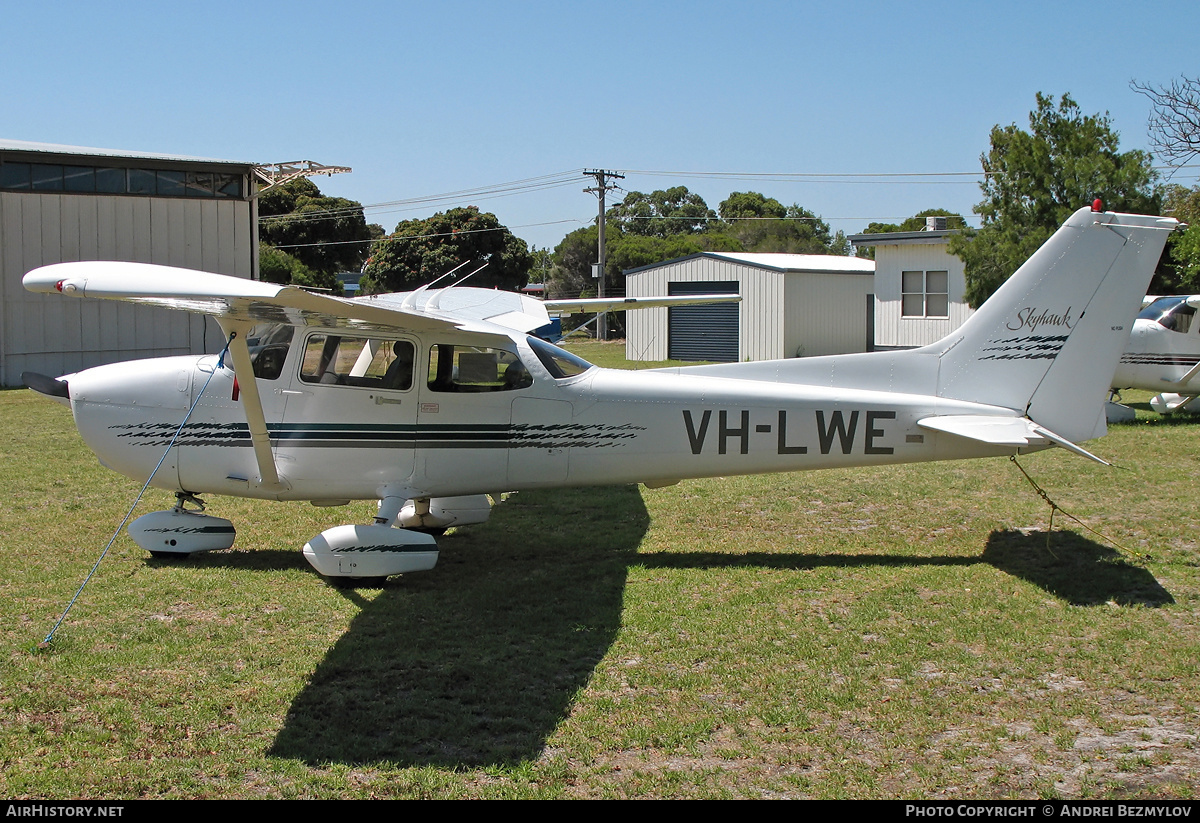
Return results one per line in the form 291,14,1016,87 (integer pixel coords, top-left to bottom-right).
5,0,1199,251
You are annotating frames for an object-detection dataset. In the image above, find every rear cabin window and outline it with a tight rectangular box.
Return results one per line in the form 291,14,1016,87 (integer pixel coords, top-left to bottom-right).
426,344,532,392
299,334,415,390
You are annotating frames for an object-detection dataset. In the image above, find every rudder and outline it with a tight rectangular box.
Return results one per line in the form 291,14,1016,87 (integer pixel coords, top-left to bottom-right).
934,206,1177,442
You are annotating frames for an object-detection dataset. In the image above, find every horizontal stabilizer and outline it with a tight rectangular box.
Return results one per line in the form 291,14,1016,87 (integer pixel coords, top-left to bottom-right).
917,415,1110,465
918,415,1044,446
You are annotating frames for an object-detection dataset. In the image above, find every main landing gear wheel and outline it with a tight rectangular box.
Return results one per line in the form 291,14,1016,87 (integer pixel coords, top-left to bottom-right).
128,492,236,558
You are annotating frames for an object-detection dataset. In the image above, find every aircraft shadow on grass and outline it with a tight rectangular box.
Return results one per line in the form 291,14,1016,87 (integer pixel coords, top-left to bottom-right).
637,530,1173,608
979,528,1173,607
266,484,648,768
262,488,1172,768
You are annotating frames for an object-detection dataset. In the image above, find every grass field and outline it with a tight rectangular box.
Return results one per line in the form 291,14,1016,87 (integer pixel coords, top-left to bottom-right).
2,348,1199,799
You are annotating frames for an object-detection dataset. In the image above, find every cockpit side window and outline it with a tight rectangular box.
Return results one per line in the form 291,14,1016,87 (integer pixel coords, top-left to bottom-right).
426,344,532,392
1163,307,1195,334
299,334,415,389
246,324,294,381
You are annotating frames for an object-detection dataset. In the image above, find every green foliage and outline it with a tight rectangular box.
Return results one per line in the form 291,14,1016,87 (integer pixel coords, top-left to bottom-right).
359,206,533,294
258,242,319,288
1157,184,1200,292
550,189,848,298
855,209,968,259
950,93,1159,308
718,190,787,220
258,179,373,289
608,186,716,237
721,199,838,254
548,225,600,298
860,208,969,235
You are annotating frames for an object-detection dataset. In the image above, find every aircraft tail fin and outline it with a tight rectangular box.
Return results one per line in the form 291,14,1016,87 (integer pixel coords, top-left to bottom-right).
933,206,1177,442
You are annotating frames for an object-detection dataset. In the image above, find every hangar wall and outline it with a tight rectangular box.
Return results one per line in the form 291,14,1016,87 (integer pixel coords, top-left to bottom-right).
0,144,255,386
625,253,874,363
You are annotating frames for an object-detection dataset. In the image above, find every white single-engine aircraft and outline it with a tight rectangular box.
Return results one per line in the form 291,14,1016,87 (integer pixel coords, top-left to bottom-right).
22,205,1178,581
1112,294,1200,414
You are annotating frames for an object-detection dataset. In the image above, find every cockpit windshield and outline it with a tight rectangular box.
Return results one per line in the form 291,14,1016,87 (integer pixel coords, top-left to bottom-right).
527,336,595,379
1138,296,1196,334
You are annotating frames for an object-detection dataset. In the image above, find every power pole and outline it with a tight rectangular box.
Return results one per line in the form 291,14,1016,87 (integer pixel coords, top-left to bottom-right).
583,169,624,340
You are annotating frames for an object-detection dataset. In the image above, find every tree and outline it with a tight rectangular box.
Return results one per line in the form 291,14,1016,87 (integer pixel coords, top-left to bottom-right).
549,190,850,299
715,192,842,254
548,225,600,299
258,242,317,287
1132,75,1200,166
607,186,716,237
359,206,533,294
859,208,968,236
718,190,787,221
258,178,373,290
856,209,968,259
1152,184,1200,293
950,93,1159,307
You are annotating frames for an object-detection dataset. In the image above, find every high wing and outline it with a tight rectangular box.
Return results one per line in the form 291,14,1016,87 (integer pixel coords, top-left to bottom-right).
24,261,744,337
544,294,741,313
22,261,539,337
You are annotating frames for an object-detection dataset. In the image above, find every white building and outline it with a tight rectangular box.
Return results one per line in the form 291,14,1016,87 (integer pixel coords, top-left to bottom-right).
624,252,875,362
848,222,971,350
1,139,257,386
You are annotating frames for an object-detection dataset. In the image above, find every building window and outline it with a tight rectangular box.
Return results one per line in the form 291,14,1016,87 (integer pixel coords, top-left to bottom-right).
0,158,244,199
901,270,949,318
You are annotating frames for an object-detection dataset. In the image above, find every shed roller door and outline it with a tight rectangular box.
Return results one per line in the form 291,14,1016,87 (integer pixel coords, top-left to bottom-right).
668,281,740,362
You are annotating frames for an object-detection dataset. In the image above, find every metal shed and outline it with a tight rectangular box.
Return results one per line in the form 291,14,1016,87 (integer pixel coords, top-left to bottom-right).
625,252,875,363
0,139,257,386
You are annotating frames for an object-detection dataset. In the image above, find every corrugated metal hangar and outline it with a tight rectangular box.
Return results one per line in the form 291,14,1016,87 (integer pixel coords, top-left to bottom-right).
624,252,875,363
0,139,257,386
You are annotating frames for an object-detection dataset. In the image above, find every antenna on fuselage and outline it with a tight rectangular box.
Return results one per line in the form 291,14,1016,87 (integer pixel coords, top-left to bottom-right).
428,262,488,311
401,260,471,310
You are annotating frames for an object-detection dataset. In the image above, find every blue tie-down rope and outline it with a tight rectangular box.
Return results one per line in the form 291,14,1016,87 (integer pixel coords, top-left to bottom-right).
38,333,236,650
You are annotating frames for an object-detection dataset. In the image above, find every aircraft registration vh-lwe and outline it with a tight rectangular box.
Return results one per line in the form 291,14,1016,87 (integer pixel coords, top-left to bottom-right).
22,204,1180,582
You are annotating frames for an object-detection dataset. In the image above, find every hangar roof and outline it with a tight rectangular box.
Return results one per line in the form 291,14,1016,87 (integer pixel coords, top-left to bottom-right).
626,251,874,276
847,229,957,247
0,138,252,167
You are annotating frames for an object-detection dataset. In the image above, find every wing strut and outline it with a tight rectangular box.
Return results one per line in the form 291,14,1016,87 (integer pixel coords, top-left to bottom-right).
216,319,283,489
1166,359,1200,389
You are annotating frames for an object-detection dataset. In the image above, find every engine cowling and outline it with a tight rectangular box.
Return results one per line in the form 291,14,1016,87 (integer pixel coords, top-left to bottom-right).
302,524,438,579
128,509,236,555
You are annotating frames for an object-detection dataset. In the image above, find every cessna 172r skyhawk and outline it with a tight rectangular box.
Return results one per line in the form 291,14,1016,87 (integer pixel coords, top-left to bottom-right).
22,204,1179,581
1112,294,1200,414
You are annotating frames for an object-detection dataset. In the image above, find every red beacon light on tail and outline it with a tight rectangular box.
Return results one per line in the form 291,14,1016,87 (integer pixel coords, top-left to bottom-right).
1092,199,1104,212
